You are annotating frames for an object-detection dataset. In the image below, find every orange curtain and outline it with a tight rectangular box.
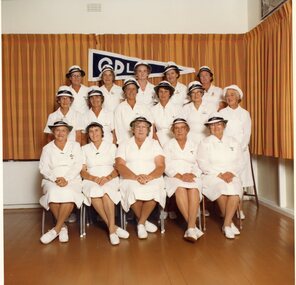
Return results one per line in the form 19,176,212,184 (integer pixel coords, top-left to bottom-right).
2,0,292,160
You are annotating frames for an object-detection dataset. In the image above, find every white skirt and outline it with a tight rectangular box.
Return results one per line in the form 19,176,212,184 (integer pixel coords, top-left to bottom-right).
164,177,202,198
201,175,243,201
82,177,121,206
40,179,84,210
119,177,166,212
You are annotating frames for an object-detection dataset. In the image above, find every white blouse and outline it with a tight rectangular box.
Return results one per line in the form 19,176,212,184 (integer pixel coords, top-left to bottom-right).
170,82,188,107
70,84,89,114
99,84,124,113
202,84,223,111
136,81,156,107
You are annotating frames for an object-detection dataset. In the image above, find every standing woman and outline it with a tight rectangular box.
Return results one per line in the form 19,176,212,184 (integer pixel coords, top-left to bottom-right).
98,64,124,113
114,78,154,145
151,81,181,147
219,85,253,219
164,118,203,242
182,81,216,145
81,122,129,245
44,85,83,144
196,66,223,111
39,121,84,244
66,65,89,115
163,62,188,107
197,114,244,239
82,86,115,145
115,117,166,239
134,61,156,107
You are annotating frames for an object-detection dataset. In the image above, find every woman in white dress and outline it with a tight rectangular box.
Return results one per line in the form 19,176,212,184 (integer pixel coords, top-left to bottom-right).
115,117,166,239
151,81,181,147
81,122,129,245
182,81,216,145
114,78,154,145
82,86,115,145
164,118,204,242
44,85,83,144
219,85,253,219
197,114,244,239
163,62,188,107
66,65,89,114
98,64,124,113
134,61,156,107
196,66,223,111
39,121,84,244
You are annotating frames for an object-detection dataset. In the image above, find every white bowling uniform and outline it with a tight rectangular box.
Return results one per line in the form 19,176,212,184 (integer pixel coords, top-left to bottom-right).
39,140,84,210
82,141,120,205
99,84,124,113
164,138,202,198
70,84,89,114
170,82,188,107
197,135,244,201
219,105,253,187
116,137,166,212
202,84,223,111
136,81,156,107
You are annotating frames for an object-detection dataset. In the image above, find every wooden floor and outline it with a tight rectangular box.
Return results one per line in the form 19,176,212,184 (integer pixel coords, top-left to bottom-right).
4,201,294,285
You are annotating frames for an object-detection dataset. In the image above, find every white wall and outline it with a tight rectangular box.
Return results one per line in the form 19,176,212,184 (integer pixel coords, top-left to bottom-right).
248,0,262,31
2,0,250,34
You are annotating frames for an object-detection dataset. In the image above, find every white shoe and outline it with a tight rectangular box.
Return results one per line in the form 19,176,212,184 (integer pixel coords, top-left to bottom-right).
144,221,158,233
109,233,120,245
237,210,246,220
40,228,58,244
194,227,204,239
168,211,177,219
59,226,69,243
137,224,148,239
231,223,240,235
66,213,77,223
222,226,235,239
115,227,129,239
184,228,198,242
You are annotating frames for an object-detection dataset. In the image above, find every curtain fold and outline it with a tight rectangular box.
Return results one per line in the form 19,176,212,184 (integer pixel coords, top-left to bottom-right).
2,0,292,160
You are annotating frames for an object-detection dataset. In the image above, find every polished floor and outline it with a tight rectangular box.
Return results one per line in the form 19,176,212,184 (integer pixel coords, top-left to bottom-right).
4,201,294,285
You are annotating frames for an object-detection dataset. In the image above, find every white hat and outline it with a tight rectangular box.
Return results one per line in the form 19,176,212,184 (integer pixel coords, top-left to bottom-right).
171,118,189,126
133,61,152,72
154,80,175,96
197,66,213,78
48,120,73,132
122,77,140,91
164,62,180,74
187,81,204,95
56,85,73,98
130,116,152,128
98,64,116,81
223,85,243,99
88,86,104,98
204,112,228,126
66,65,85,78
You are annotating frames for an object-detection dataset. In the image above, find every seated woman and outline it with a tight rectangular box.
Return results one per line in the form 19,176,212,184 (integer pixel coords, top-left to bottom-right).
81,122,129,245
115,117,166,239
197,114,244,239
164,118,203,242
39,121,84,244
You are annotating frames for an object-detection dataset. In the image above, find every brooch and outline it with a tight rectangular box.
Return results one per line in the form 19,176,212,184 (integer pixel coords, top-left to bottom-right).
229,147,234,151
70,154,74,159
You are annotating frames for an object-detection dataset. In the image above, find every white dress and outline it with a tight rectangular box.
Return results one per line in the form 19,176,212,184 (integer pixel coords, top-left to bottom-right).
151,101,181,147
197,135,244,201
182,102,216,145
219,106,253,187
82,108,114,144
136,81,156,107
163,138,202,198
39,141,84,210
114,101,154,145
82,141,120,205
99,84,124,113
170,82,188,107
202,84,223,111
116,137,166,212
43,108,83,142
70,84,89,114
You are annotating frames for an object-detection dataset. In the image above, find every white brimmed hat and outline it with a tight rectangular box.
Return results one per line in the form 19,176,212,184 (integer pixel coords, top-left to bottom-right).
171,118,189,126
98,64,116,81
56,85,73,98
154,80,175,96
88,86,104,98
187,81,204,95
85,122,104,136
133,61,152,72
130,116,152,128
196,66,213,78
48,120,73,132
223,84,243,99
122,77,140,91
164,62,180,74
66,65,85,78
204,113,228,126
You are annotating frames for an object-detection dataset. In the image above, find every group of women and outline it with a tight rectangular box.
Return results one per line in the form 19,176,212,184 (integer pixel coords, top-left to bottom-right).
40,62,253,245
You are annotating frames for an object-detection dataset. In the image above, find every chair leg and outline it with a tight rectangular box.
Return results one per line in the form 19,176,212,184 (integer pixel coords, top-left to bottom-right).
120,206,127,230
41,209,46,235
248,148,259,208
159,207,165,234
202,196,206,231
80,204,86,238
